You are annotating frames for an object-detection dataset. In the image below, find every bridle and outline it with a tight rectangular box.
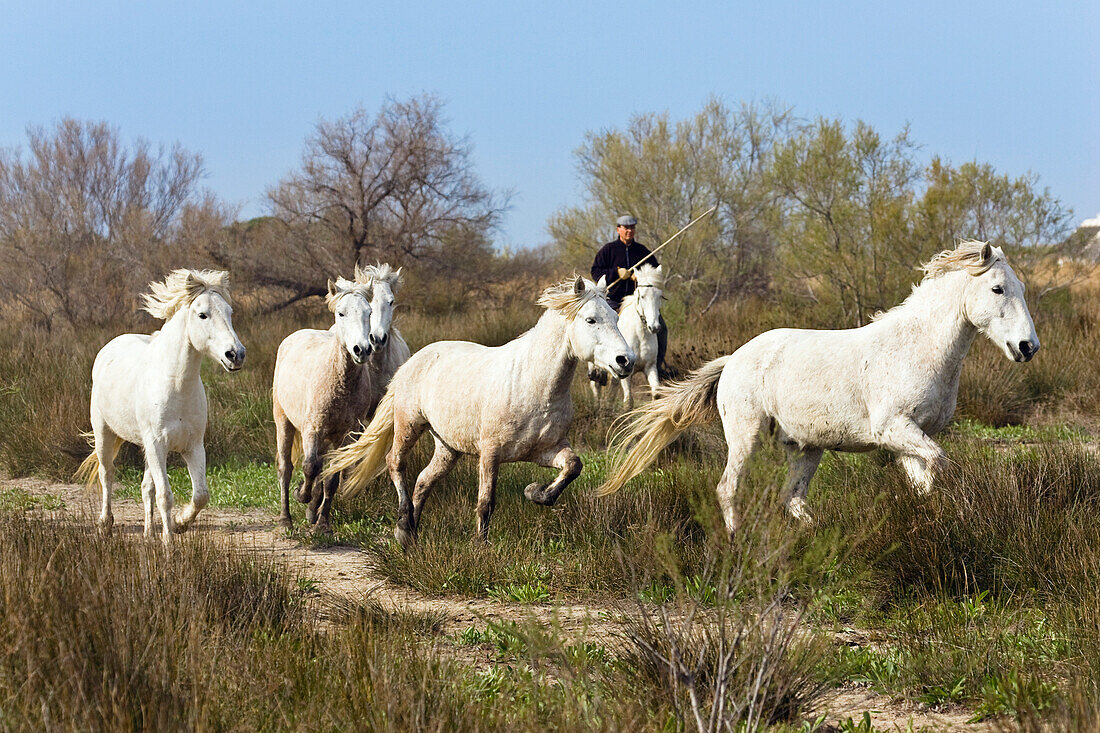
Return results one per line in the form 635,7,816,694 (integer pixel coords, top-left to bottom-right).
630,283,662,329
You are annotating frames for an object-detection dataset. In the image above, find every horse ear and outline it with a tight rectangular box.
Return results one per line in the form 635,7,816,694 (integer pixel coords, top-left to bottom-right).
981,242,992,262
573,276,585,295
327,279,337,297
595,275,608,294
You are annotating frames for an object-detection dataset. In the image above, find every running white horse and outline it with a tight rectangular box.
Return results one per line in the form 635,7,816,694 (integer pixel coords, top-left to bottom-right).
326,276,635,545
76,270,245,544
599,241,1040,535
589,264,665,406
272,264,410,532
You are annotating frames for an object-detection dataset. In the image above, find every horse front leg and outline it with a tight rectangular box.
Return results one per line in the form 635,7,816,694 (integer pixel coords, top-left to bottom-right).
476,451,501,542
645,361,660,401
620,375,634,408
299,435,326,526
141,468,155,539
315,471,339,535
524,445,582,507
174,443,209,533
879,418,947,497
144,441,175,546
274,407,296,529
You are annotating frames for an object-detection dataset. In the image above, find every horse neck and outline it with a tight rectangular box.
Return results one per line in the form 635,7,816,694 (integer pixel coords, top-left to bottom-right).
519,310,578,401
327,329,367,395
888,274,978,375
151,311,204,386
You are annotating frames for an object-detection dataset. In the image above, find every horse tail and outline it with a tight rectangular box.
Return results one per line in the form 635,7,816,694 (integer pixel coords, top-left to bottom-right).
73,432,123,490
74,432,101,489
323,391,396,499
597,355,730,496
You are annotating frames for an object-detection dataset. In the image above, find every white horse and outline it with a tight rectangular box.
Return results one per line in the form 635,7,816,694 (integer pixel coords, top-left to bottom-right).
76,270,245,544
273,264,410,532
362,263,412,407
326,277,635,545
589,264,665,406
599,241,1039,535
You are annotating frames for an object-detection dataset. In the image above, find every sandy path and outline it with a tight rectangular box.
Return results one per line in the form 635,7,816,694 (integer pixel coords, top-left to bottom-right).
2,475,992,731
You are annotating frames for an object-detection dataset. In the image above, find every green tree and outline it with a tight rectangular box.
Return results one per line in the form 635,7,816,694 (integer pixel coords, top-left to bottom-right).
769,118,923,325
916,159,1077,297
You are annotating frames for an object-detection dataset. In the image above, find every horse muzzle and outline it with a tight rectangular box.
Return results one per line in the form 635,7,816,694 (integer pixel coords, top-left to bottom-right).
350,343,373,364
608,354,635,379
1009,339,1039,362
222,346,246,372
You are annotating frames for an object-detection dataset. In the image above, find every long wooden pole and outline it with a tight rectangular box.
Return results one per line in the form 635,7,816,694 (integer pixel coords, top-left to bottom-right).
606,204,718,288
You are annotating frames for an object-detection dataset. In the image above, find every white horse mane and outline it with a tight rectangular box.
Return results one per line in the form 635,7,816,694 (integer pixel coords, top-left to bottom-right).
325,274,373,313
921,240,1003,278
872,241,1004,323
537,276,607,321
361,262,402,292
142,269,232,321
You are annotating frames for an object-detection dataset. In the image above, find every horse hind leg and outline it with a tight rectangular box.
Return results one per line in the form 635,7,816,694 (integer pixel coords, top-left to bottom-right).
781,444,823,523
315,471,339,535
715,404,766,539
174,443,209,533
388,413,428,548
476,451,501,542
410,437,461,533
299,435,326,526
525,445,582,507
94,429,124,535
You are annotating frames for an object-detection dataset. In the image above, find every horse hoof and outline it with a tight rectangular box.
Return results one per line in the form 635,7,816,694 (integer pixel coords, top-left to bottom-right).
316,520,333,536
294,483,310,503
524,482,554,506
97,516,113,536
305,508,317,525
280,516,294,530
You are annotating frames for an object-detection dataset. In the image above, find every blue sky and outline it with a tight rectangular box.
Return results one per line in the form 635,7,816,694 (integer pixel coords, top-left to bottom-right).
2,1,1096,249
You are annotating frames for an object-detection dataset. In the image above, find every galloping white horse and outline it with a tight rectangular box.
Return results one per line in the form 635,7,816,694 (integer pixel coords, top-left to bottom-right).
326,277,635,545
589,264,665,406
76,270,245,544
273,264,410,532
599,242,1040,535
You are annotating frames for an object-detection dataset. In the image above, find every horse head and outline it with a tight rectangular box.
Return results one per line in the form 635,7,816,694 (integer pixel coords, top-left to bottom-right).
570,277,635,378
633,264,665,334
360,263,401,350
173,271,245,372
959,243,1040,362
327,277,373,364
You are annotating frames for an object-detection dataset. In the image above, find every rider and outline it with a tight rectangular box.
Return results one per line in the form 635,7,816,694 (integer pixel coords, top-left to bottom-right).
591,214,669,378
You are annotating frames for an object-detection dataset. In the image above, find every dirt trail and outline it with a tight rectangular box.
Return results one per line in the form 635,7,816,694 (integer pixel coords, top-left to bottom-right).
2,476,992,731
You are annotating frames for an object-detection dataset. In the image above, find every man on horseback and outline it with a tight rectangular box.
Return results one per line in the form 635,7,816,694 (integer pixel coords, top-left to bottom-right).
591,214,669,378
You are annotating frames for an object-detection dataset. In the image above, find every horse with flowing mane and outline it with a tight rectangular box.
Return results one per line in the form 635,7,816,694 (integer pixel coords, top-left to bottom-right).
325,276,634,545
75,269,245,544
589,263,665,406
272,264,410,532
598,241,1040,535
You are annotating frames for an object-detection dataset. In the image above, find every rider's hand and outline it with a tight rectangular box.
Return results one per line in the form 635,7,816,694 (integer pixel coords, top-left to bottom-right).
617,267,632,280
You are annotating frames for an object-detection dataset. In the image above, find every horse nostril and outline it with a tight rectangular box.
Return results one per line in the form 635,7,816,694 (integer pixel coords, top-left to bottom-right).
1019,341,1035,357
352,344,363,357
616,355,630,367
225,350,236,362
371,333,388,346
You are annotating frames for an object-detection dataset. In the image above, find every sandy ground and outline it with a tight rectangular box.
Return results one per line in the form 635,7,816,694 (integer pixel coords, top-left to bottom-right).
2,475,994,731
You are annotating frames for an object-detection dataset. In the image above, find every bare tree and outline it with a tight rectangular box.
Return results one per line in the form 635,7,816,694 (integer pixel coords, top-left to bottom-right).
0,118,226,328
258,95,508,308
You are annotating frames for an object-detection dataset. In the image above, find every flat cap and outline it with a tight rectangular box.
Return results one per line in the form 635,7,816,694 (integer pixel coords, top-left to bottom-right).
616,215,638,227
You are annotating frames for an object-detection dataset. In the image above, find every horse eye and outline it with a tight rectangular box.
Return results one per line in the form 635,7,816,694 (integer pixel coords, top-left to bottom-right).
197,312,208,320
992,286,1004,295
585,317,596,325
337,312,345,318
388,299,395,306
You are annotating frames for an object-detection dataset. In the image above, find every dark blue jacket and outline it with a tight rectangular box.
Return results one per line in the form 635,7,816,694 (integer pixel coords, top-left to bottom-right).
591,238,658,308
